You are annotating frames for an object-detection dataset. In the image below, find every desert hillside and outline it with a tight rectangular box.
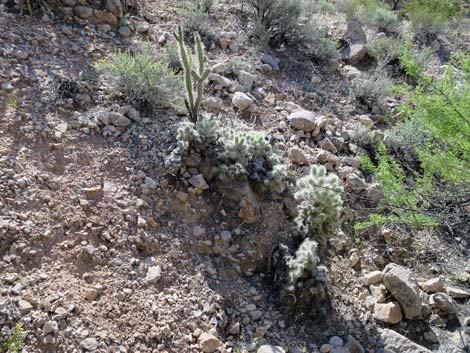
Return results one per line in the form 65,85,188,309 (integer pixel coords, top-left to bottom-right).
0,0,469,352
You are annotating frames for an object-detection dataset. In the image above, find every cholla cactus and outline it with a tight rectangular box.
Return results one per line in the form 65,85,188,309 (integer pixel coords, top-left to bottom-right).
174,25,210,123
294,165,343,244
287,238,319,287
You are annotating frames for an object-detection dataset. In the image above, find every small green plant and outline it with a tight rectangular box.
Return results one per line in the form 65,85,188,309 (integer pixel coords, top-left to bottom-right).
367,36,404,66
344,0,401,33
178,2,209,32
227,58,252,74
161,41,181,71
95,49,183,112
301,19,340,62
174,25,210,123
350,67,392,104
4,96,17,109
294,165,343,244
404,0,463,42
287,238,319,286
0,323,25,353
195,0,215,12
349,125,380,150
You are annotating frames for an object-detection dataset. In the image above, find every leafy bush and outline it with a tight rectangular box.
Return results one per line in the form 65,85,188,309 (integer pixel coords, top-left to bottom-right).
357,51,470,236
195,0,215,12
367,36,405,66
294,165,343,244
300,0,335,14
161,41,181,71
350,67,393,104
287,238,319,285
168,119,287,194
95,50,183,112
301,19,340,62
0,323,25,353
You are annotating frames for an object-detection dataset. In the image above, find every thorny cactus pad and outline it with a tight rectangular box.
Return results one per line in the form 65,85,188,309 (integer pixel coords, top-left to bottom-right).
294,165,343,243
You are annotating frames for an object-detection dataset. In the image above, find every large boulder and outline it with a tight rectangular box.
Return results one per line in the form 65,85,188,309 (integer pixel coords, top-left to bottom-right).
380,329,432,353
383,264,422,319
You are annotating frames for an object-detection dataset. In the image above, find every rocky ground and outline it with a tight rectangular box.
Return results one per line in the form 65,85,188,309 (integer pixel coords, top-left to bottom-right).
0,1,469,353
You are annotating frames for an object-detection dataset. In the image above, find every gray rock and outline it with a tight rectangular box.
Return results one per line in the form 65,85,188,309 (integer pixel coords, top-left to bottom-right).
345,20,367,44
206,97,224,110
342,44,367,67
238,70,256,90
329,336,343,348
198,333,221,352
383,264,422,319
379,328,431,353
232,92,254,110
80,337,99,351
445,286,470,299
106,0,123,18
108,112,131,127
288,110,317,132
257,345,286,353
145,266,161,284
74,6,93,18
188,174,209,190
261,53,280,71
288,147,309,165
429,293,457,314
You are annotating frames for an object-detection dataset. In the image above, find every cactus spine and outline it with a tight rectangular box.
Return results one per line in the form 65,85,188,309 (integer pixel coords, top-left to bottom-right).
174,25,210,123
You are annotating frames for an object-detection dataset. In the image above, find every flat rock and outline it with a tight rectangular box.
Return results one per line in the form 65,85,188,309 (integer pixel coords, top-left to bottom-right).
288,147,309,165
342,44,367,67
108,112,131,127
257,345,286,353
418,278,443,293
80,337,99,351
373,302,402,324
445,286,470,299
363,271,383,285
380,329,431,353
383,263,422,319
198,333,221,353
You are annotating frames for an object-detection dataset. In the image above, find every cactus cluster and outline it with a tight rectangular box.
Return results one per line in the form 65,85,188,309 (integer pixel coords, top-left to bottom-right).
294,165,343,244
174,25,210,123
166,121,287,195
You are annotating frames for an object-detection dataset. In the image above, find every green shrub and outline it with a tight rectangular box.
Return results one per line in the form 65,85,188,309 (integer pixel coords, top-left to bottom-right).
300,0,335,14
404,0,463,42
178,3,209,32
227,58,252,74
287,238,319,285
357,51,470,235
0,323,25,353
349,125,380,149
241,0,303,46
345,0,401,33
168,120,287,194
95,50,183,112
301,19,340,62
195,0,215,12
350,67,393,103
294,165,343,244
367,36,405,66
161,41,181,71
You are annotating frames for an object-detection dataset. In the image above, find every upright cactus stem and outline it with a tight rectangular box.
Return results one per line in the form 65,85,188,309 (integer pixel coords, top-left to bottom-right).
174,25,210,123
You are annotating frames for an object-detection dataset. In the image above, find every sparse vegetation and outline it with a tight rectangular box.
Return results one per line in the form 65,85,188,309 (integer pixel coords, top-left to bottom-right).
350,67,393,104
294,165,343,244
174,25,210,123
168,119,287,194
95,49,183,112
179,2,209,32
0,323,25,353
367,35,404,66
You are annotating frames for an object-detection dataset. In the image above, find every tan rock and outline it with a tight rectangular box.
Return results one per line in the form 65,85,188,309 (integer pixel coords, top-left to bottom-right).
373,302,402,324
418,278,443,293
363,271,383,285
198,333,221,353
